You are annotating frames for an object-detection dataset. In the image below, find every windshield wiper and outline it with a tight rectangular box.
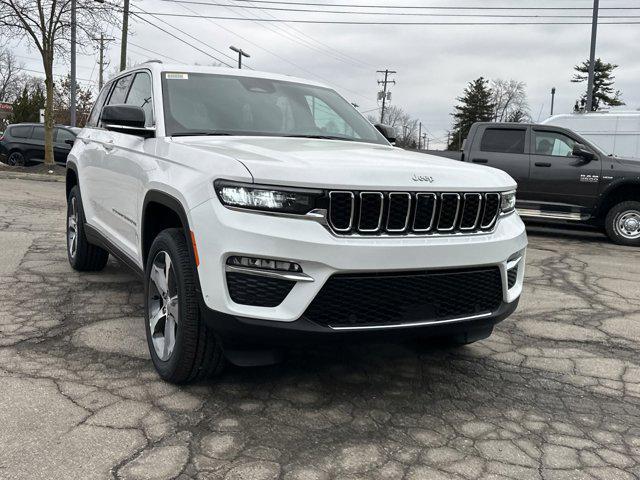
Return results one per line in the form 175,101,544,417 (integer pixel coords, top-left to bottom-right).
284,134,354,141
171,131,233,137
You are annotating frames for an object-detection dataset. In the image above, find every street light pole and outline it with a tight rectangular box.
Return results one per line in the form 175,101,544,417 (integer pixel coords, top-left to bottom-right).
70,0,77,126
229,46,250,69
550,87,556,116
586,0,600,112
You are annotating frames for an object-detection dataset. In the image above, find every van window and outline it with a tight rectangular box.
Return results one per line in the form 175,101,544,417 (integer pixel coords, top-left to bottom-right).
533,131,576,157
480,129,526,154
32,126,45,140
125,72,154,126
87,83,112,127
10,125,32,138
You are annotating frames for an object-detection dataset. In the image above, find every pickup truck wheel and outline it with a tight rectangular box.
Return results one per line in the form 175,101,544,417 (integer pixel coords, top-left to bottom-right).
67,186,109,271
145,229,224,384
605,201,640,246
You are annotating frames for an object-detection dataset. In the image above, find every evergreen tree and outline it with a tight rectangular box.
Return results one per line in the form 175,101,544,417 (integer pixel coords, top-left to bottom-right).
9,85,45,123
448,77,494,150
571,58,625,111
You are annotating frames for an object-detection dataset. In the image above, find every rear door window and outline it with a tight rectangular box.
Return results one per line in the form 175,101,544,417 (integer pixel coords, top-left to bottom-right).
480,129,526,154
10,125,32,138
56,128,76,144
32,126,45,141
108,75,133,105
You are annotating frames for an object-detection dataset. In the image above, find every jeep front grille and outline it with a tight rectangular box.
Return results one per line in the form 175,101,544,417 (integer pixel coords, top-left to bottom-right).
328,191,501,236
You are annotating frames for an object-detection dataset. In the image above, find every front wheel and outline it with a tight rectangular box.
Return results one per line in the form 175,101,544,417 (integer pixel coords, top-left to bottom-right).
605,201,640,247
145,229,224,383
7,151,25,166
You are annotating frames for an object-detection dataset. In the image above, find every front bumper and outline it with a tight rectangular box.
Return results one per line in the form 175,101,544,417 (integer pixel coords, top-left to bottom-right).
190,198,528,325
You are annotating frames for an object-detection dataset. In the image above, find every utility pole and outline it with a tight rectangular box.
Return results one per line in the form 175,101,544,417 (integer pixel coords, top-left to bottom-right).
377,69,396,123
230,46,250,68
550,87,556,116
426,137,430,150
418,122,422,149
586,0,599,112
422,133,427,150
92,34,114,90
120,0,130,71
70,0,77,126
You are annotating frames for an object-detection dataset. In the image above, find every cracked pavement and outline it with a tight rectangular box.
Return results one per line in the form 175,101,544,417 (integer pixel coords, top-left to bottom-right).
1,177,640,480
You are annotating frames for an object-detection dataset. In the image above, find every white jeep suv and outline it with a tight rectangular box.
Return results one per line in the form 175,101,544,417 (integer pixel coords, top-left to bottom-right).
66,63,527,383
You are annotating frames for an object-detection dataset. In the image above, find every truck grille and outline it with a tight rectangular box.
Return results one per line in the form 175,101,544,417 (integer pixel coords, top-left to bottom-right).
328,191,501,235
304,267,503,328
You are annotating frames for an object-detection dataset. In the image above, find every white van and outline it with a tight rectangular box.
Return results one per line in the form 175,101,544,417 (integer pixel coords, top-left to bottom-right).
541,111,640,159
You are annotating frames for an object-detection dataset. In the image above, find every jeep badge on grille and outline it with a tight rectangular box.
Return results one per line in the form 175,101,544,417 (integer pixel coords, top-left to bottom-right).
412,174,434,183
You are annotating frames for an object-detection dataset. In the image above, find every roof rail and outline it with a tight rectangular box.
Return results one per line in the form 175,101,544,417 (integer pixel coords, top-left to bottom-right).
142,59,163,64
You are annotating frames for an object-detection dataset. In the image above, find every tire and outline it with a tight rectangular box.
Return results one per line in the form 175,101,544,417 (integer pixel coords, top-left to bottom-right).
605,200,640,247
7,150,25,166
66,186,109,271
144,228,225,384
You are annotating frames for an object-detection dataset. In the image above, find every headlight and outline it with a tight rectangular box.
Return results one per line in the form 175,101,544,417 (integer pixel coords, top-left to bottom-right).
501,190,516,213
214,180,323,214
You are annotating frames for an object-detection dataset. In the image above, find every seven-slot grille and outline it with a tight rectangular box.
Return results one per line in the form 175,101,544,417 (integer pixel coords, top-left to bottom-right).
328,191,501,235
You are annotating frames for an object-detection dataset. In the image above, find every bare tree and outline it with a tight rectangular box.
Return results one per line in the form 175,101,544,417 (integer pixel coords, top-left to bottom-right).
0,48,23,102
490,79,530,123
0,0,115,163
369,105,420,148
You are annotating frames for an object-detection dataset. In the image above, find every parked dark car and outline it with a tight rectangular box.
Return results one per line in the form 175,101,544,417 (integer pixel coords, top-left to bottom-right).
0,123,79,166
428,122,640,246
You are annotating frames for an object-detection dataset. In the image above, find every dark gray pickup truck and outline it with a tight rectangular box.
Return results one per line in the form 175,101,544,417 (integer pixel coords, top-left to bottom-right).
428,122,640,246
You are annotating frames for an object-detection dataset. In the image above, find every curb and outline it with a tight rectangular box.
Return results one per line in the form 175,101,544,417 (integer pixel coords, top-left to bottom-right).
0,171,65,183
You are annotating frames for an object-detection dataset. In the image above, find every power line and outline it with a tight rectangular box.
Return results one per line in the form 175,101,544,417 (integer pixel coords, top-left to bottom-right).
130,11,236,67
162,0,640,10
160,0,640,18
132,6,241,67
129,13,640,25
226,0,374,69
128,41,187,64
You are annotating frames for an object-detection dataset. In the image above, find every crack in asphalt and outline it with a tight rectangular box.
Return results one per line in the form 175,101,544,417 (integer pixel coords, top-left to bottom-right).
1,178,640,479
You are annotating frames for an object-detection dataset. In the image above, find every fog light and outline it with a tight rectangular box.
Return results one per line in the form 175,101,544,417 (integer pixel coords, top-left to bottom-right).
227,256,302,272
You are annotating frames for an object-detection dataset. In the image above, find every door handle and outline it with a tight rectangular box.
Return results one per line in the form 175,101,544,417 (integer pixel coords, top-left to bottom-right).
472,158,488,164
535,162,551,167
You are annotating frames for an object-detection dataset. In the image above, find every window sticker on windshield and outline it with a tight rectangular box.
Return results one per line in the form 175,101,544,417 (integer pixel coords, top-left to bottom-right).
165,73,188,80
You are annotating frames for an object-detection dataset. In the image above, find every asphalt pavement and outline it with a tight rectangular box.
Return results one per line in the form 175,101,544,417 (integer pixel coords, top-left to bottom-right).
1,176,639,480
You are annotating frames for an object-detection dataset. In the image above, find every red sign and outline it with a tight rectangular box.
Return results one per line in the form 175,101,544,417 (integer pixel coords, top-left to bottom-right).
0,102,12,112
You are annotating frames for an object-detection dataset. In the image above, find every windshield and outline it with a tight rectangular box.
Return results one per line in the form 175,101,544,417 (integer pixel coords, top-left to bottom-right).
161,72,387,145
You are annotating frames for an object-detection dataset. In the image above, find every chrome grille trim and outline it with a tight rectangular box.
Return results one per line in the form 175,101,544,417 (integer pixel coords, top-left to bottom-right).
386,192,412,232
358,192,384,232
437,193,461,231
460,193,483,231
413,193,437,232
481,193,501,229
328,191,354,232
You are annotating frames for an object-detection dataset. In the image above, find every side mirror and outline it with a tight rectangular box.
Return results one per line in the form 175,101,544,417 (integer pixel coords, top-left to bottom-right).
374,123,397,143
64,139,75,146
101,104,154,138
572,143,596,161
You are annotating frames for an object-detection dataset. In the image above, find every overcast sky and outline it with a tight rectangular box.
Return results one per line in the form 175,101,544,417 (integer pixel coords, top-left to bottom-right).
9,0,640,148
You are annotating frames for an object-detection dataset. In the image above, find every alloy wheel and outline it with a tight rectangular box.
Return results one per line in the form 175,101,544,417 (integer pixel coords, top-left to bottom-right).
148,251,179,361
615,210,640,240
67,197,78,258
8,152,23,166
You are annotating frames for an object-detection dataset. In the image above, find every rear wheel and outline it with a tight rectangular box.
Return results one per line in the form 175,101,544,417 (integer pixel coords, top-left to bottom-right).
67,186,109,271
145,229,224,383
605,201,640,247
7,150,25,166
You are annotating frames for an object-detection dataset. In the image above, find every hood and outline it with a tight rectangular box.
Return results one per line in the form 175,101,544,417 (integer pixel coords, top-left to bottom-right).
614,155,640,170
172,136,516,191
